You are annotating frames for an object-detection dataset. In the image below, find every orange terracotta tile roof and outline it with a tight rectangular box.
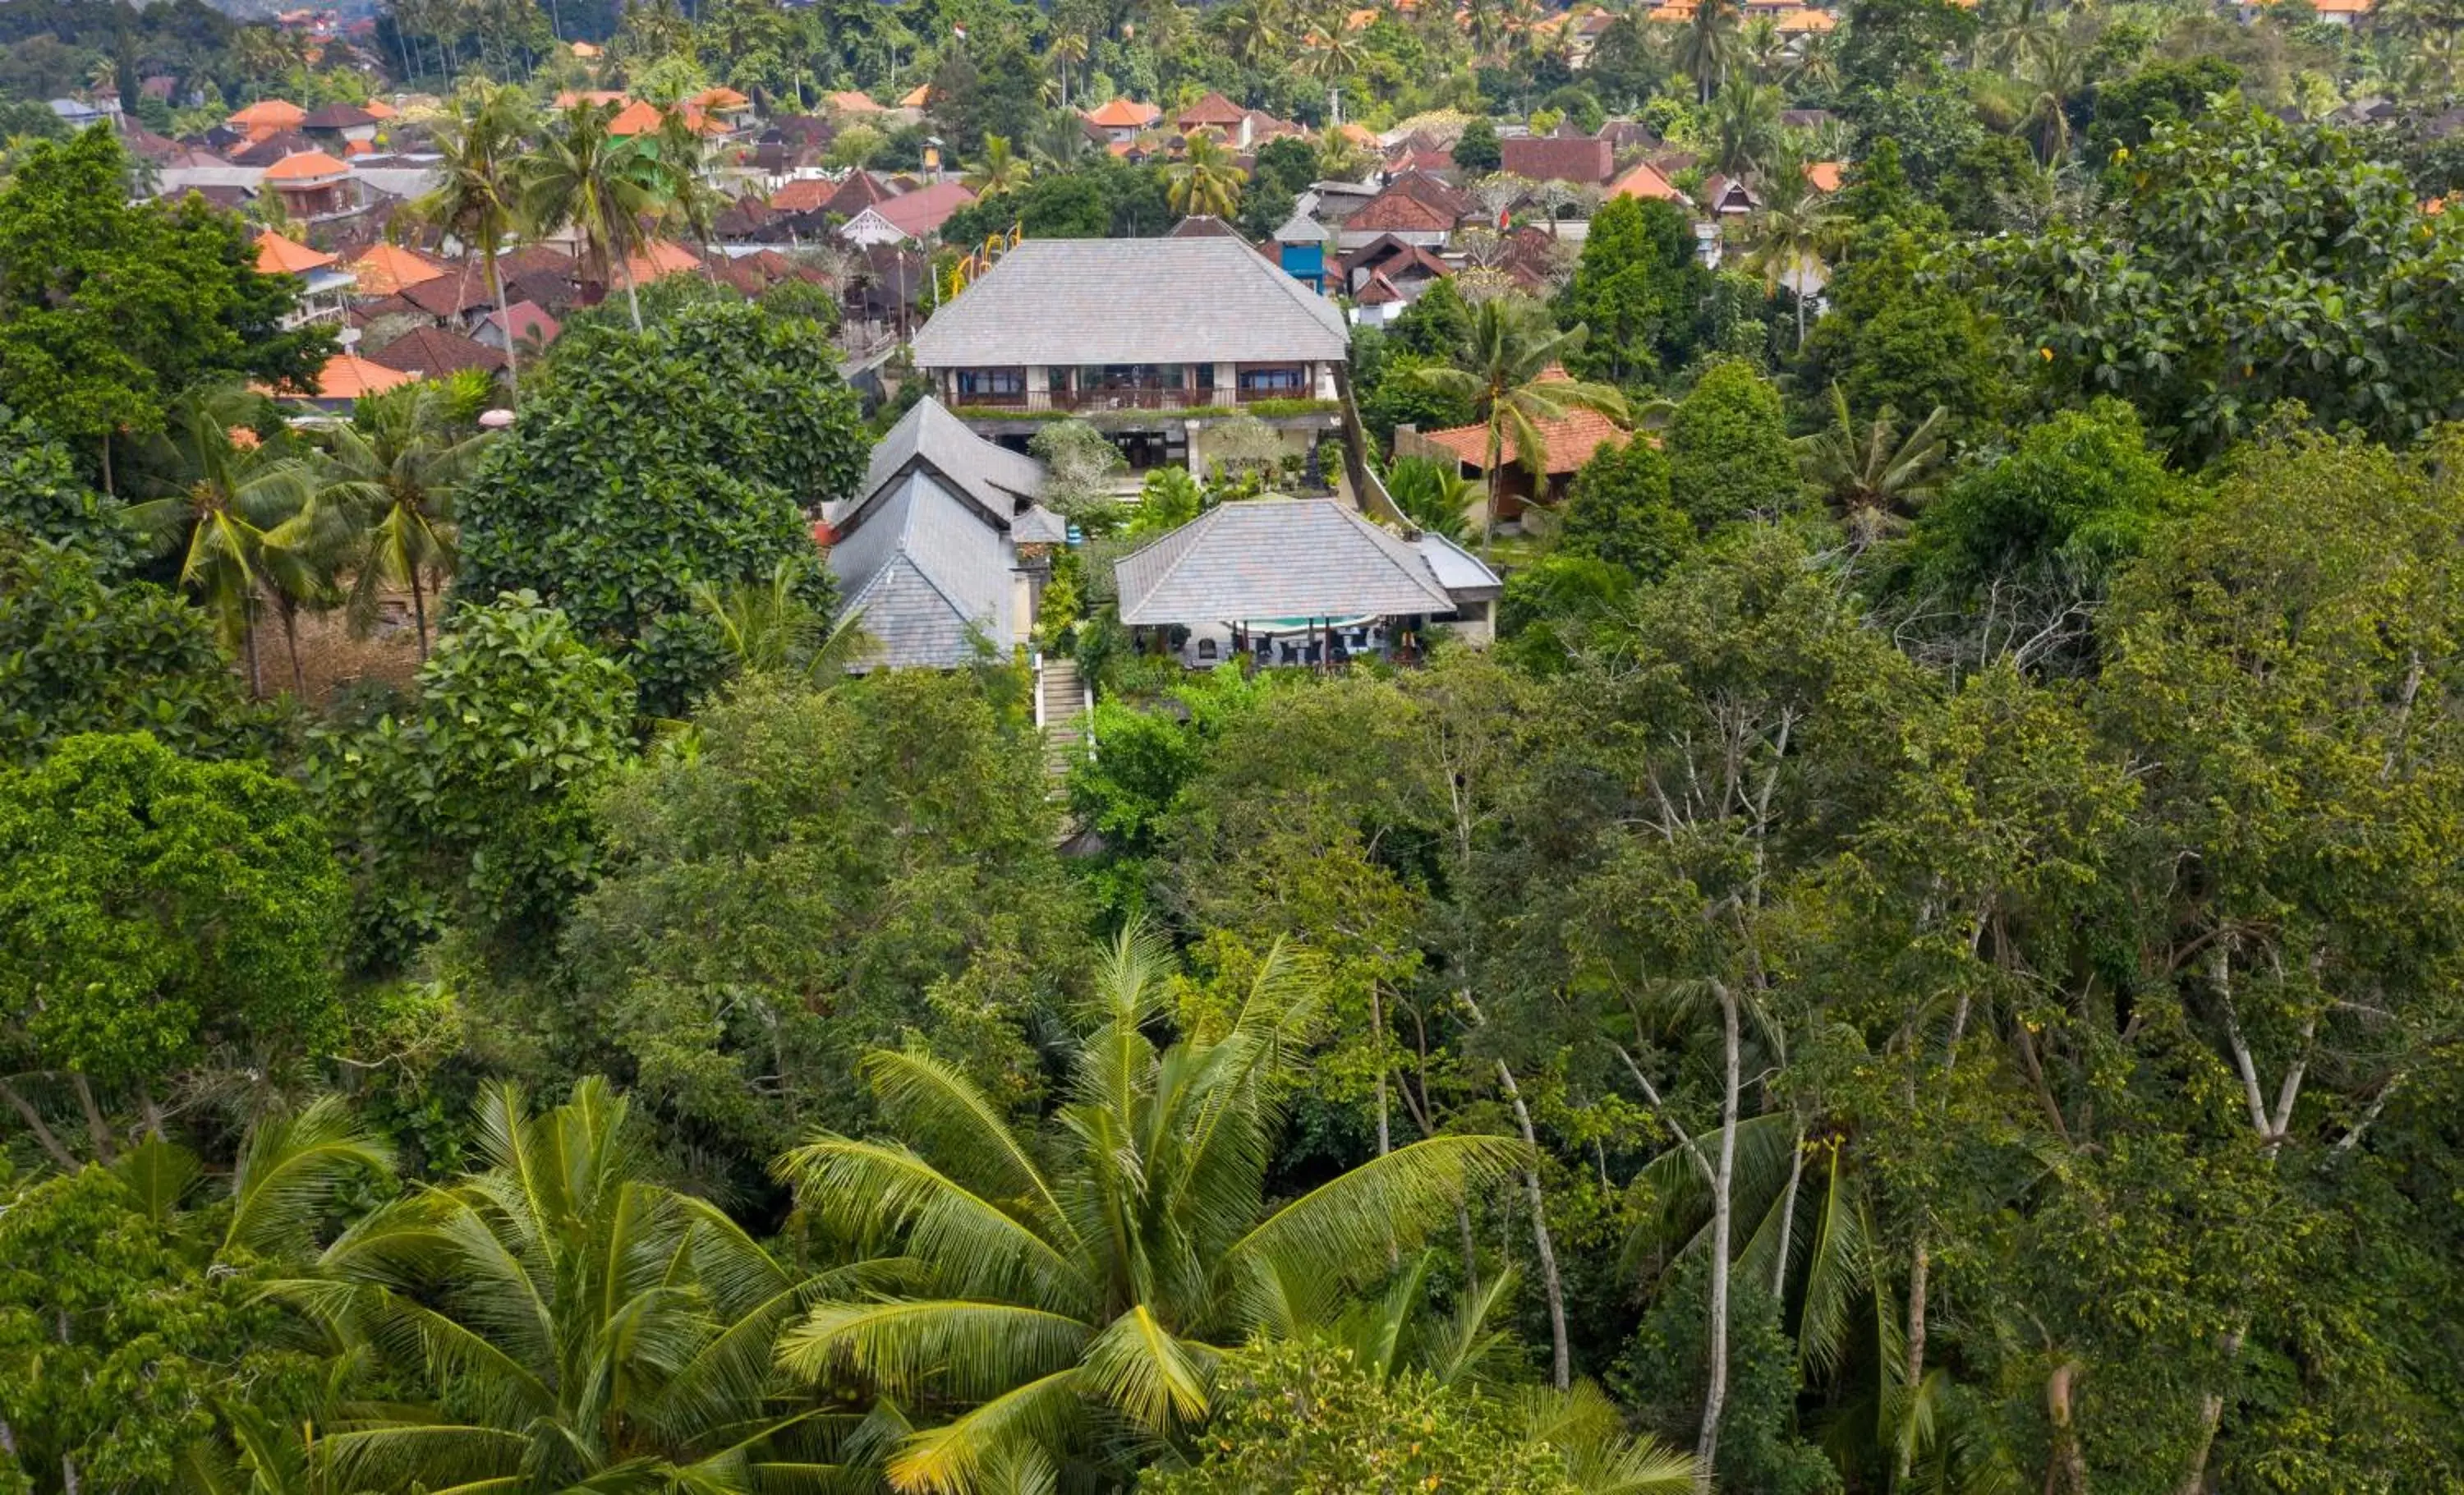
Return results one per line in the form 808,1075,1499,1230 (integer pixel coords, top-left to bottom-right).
555,90,627,108
827,90,885,114
255,229,336,275
1607,160,1687,202
1337,122,1380,148
568,40,602,58
1775,7,1837,28
623,240,707,284
361,99,397,119
1803,160,1843,192
693,85,751,109
1085,98,1163,128
304,352,418,399
228,99,306,131
264,148,351,181
345,241,446,295
770,177,838,213
899,83,932,108
1645,2,1695,18
1179,91,1248,127
1422,396,1630,474
607,99,668,135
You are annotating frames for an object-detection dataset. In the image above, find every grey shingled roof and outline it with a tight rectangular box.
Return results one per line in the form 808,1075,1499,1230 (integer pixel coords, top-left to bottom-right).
827,468,1018,669
860,397,1046,522
910,238,1349,369
1115,499,1455,625
1416,533,1505,600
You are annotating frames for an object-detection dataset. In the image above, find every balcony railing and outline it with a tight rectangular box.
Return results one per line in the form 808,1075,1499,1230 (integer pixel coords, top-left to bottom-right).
952,384,1317,414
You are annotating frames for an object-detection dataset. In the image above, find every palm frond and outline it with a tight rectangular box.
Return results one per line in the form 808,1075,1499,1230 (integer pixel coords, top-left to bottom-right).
776,1299,1093,1403
223,1096,395,1263
776,1138,1087,1309
1077,1305,1219,1434
1220,1135,1524,1317
883,1370,1085,1495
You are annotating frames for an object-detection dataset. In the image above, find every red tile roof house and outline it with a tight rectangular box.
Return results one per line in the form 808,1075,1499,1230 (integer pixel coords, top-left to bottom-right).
838,180,978,248
1337,178,1466,249
1499,133,1614,186
1399,387,1632,522
1083,97,1164,144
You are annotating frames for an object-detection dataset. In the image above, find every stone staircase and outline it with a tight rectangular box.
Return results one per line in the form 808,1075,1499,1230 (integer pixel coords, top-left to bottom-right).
1037,655,1092,786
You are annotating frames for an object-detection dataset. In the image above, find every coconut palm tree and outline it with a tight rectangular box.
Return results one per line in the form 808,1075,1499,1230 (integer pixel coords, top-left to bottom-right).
1166,130,1248,219
1676,0,1742,102
417,82,534,401
961,133,1032,197
690,554,872,681
1794,385,1948,545
1708,75,1784,181
1048,30,1089,105
649,104,730,280
1406,297,1629,552
1745,155,1839,347
773,927,1523,1495
306,382,493,659
1030,108,1095,169
2017,26,2089,163
126,388,323,697
522,99,665,332
276,1079,882,1493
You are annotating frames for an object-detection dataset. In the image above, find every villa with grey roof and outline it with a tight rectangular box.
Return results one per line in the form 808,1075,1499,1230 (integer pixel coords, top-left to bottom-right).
1114,498,1503,669
822,398,1069,671
908,237,1351,481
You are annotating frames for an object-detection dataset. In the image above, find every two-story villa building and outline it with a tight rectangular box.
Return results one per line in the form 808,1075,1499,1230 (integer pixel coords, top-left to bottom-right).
909,237,1351,480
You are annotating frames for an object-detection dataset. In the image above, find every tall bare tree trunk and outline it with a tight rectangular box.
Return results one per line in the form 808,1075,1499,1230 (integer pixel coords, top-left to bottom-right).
1771,1113,1804,1300
280,603,307,697
2047,1360,2089,1495
1496,1056,1569,1391
485,245,519,404
0,1079,76,1169
1695,979,1742,1492
410,567,430,660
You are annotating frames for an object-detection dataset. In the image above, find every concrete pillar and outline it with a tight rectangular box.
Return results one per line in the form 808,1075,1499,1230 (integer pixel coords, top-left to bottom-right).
1214,361,1235,403
1313,361,1336,400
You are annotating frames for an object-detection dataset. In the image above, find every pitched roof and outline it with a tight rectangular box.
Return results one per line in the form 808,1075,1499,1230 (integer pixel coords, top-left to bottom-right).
912,237,1348,367
826,90,885,113
362,99,397,120
874,180,976,238
1775,7,1837,29
492,244,575,280
301,103,377,129
264,148,352,182
303,352,417,399
1345,186,1460,233
858,397,1046,523
693,85,751,109
228,99,306,131
365,324,507,377
1358,270,1405,306
898,82,932,108
400,268,494,317
345,241,447,294
255,229,335,275
1607,159,1686,202
828,420,1043,672
1179,92,1248,128
1803,159,1843,193
1085,98,1163,128
816,170,894,218
1169,214,1247,239
1500,133,1612,185
1420,402,1630,474
1341,232,1451,278
1115,499,1458,624
232,131,319,167
483,301,562,347
613,241,704,286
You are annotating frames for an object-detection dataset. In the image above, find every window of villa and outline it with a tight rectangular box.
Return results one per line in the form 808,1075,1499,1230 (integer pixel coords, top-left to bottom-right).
957,369,1023,396
1238,366,1304,393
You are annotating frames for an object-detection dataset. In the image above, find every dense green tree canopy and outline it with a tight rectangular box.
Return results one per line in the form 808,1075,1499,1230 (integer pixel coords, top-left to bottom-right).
455,298,865,713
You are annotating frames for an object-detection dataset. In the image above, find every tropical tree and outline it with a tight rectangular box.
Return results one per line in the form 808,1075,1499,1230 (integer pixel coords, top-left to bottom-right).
1048,30,1089,105
773,927,1524,1494
522,99,665,332
276,1079,876,1493
961,133,1032,197
1406,297,1630,550
2017,26,2089,163
309,381,493,657
1707,76,1783,181
1744,154,1838,347
126,388,320,696
1386,453,1480,543
1676,0,1742,102
1794,385,1948,545
1166,131,1249,219
650,104,731,279
417,81,533,402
